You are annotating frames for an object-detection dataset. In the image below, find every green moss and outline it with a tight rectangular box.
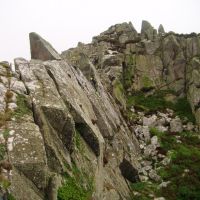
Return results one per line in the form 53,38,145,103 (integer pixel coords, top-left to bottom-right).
127,90,174,112
8,193,16,200
8,194,16,200
14,94,31,119
1,179,11,189
57,177,91,200
58,164,93,200
131,182,148,191
75,129,85,153
130,181,158,199
128,90,198,199
153,130,176,151
0,143,6,160
141,76,153,88
113,80,126,108
3,129,9,140
123,55,135,90
156,131,200,200
127,90,195,122
172,97,195,123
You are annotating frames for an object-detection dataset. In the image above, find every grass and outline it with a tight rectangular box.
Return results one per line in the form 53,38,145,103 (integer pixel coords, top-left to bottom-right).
123,89,196,199
127,90,195,123
8,194,16,200
155,130,200,200
13,94,31,119
113,80,126,108
3,129,10,140
57,164,93,200
172,97,195,123
0,144,6,160
75,129,85,153
141,76,153,88
133,126,200,200
123,55,135,90
127,90,174,111
130,181,158,200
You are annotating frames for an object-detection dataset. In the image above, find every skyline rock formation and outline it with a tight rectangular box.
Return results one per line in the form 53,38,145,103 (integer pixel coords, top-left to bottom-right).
0,20,200,200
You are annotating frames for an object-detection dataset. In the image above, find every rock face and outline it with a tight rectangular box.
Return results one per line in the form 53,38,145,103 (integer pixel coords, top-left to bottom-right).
0,21,200,200
29,32,61,61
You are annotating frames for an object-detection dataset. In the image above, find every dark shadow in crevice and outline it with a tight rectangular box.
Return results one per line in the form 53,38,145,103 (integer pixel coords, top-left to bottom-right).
119,158,140,183
75,122,100,157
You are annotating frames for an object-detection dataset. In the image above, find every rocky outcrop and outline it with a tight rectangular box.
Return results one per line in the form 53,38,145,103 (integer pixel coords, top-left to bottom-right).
0,20,200,200
29,32,61,61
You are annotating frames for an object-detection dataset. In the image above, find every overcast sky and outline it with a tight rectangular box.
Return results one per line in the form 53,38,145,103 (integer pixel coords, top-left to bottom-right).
0,0,200,62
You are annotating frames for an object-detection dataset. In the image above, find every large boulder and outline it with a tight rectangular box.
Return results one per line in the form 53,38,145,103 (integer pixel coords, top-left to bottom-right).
29,32,61,61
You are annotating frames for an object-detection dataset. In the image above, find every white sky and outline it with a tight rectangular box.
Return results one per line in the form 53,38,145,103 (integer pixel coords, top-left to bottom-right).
0,0,200,62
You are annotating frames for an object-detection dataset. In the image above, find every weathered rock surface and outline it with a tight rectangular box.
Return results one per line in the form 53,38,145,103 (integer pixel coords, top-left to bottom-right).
0,20,200,200
29,32,61,61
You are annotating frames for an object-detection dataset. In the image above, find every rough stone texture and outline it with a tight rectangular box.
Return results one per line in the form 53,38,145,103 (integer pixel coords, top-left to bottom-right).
8,120,48,198
13,54,140,199
29,32,61,61
141,20,157,41
158,24,165,35
1,20,200,200
170,117,183,133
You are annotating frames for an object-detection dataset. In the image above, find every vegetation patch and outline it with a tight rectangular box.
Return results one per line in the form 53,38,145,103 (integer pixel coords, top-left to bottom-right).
131,128,200,199
141,76,153,88
13,94,31,119
127,90,174,111
127,90,195,122
158,132,200,199
122,55,135,90
172,97,195,123
0,144,6,160
75,129,85,153
57,164,93,200
130,181,158,200
8,194,16,200
113,79,126,109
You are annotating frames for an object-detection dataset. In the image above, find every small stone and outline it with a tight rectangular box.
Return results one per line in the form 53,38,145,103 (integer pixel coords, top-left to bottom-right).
158,154,165,159
8,103,17,111
158,181,170,188
161,157,171,166
156,125,168,132
143,165,152,171
149,169,161,182
131,106,135,113
0,134,5,144
166,108,174,116
144,144,157,157
141,160,152,167
139,144,145,149
143,115,157,126
184,169,190,173
170,117,183,133
154,197,166,200
185,122,194,131
151,136,159,146
139,175,149,181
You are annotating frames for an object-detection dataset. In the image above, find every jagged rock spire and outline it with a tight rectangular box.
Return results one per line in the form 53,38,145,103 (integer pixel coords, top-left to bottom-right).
141,20,157,41
158,24,165,34
29,32,61,61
